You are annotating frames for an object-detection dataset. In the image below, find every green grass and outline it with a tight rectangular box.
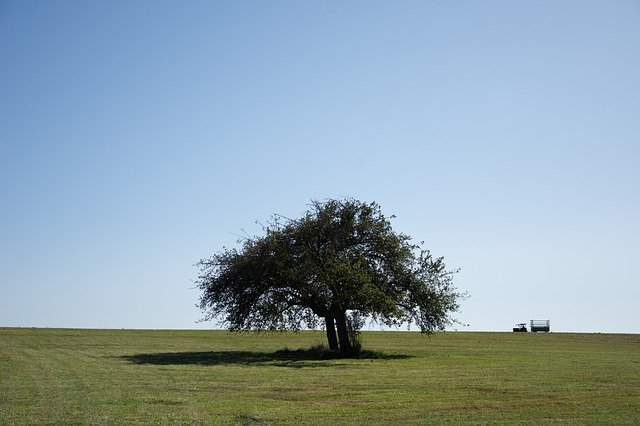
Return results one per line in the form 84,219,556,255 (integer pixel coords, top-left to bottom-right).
1,328,639,424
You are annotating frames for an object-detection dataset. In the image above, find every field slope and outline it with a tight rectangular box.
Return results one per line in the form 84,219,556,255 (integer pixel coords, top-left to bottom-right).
1,328,639,424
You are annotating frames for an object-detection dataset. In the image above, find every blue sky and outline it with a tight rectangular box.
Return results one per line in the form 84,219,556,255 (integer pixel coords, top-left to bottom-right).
1,1,638,332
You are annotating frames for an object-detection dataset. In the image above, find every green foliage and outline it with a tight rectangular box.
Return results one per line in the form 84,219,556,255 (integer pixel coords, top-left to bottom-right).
196,198,464,354
346,311,365,354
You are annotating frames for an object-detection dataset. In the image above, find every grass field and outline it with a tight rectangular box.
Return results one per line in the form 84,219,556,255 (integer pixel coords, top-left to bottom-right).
1,328,638,424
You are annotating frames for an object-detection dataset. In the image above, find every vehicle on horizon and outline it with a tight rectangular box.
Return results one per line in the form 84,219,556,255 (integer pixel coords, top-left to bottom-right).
530,319,551,332
513,323,527,332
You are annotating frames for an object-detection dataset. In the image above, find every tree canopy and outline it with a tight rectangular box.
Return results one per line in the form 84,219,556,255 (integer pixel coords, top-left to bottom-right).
196,199,463,355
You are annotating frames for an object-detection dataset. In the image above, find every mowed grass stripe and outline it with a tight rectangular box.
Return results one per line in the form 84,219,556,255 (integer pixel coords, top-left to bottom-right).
1,328,638,424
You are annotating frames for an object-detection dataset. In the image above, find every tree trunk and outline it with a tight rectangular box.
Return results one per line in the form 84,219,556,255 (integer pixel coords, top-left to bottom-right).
324,316,339,352
334,311,352,356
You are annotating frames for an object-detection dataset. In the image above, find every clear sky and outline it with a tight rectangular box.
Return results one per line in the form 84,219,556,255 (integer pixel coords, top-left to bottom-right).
1,1,639,333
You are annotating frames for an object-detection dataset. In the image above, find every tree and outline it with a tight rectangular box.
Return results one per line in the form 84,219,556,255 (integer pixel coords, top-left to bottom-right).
196,199,463,356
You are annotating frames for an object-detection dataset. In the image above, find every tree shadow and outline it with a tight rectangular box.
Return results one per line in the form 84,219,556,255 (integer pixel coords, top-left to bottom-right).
120,347,411,369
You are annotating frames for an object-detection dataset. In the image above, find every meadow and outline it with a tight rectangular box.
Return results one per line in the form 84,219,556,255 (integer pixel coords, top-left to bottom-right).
1,328,638,424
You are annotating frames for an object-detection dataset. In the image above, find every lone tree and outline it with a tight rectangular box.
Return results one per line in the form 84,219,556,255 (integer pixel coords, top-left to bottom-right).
196,199,463,356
